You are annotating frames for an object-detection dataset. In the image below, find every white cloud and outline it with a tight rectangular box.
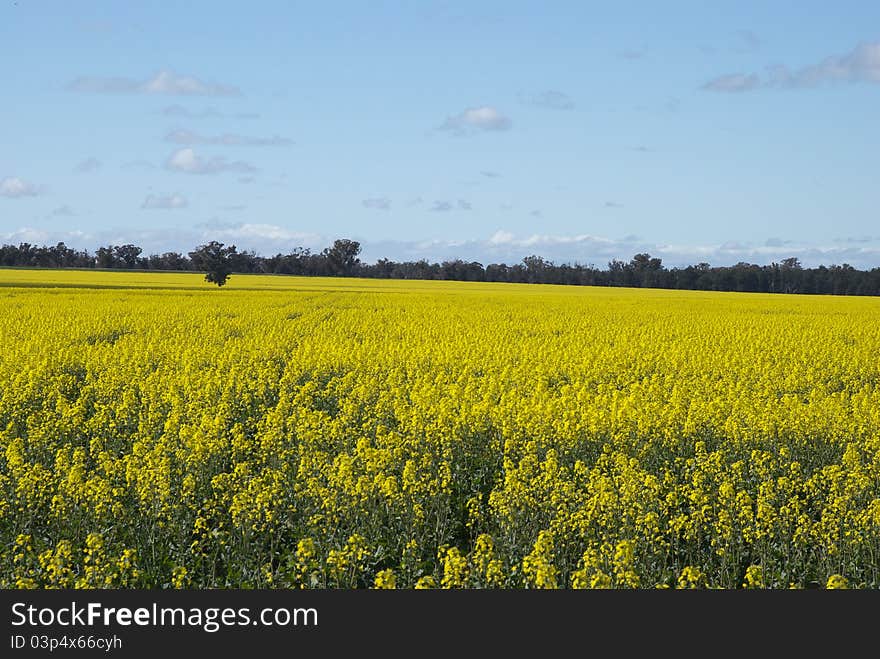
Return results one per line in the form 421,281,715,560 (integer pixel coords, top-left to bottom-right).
166,149,201,173
362,197,391,211
143,70,237,95
68,70,240,96
165,148,257,175
142,193,188,210
0,177,41,198
164,129,292,147
439,106,511,134
5,225,880,270
457,199,472,210
74,157,102,173
0,227,55,243
0,224,323,258
703,41,880,92
361,232,880,270
430,200,453,212
203,222,323,249
489,230,515,245
787,42,880,85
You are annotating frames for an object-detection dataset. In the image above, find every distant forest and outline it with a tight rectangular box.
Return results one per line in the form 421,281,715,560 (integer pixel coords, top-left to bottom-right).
2,239,880,296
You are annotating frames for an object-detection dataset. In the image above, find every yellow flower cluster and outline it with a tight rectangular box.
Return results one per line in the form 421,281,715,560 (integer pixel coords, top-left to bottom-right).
1,270,879,588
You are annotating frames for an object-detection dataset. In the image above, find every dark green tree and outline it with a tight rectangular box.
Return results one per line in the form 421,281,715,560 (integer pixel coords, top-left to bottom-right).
322,239,362,276
113,244,143,268
96,245,116,268
189,241,238,287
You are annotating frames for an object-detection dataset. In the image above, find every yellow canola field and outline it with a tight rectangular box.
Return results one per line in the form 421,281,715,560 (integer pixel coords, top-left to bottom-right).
1,269,879,588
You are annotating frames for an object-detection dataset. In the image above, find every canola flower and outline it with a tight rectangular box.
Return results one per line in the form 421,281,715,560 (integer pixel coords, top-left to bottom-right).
1,269,879,588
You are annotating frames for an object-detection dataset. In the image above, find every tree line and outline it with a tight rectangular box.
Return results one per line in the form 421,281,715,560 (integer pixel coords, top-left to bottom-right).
2,239,879,295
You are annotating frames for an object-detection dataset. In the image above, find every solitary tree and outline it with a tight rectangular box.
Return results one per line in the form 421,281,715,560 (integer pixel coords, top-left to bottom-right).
189,241,238,287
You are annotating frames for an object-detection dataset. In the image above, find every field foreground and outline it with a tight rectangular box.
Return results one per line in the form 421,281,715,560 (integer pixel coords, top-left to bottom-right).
1,269,879,588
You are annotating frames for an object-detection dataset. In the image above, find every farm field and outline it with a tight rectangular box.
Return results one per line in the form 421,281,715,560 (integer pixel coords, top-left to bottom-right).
1,269,879,588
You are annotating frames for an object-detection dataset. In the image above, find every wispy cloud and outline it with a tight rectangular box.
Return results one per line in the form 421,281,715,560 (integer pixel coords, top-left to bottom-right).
702,73,760,92
142,193,188,210
480,170,501,178
518,90,575,110
395,231,880,269
428,199,472,212
0,177,41,198
68,70,240,96
50,205,76,217
201,222,323,249
734,30,763,52
79,20,113,34
165,148,257,175
362,197,391,211
619,50,646,60
161,105,260,120
604,201,624,208
161,105,222,118
834,235,877,244
121,160,156,171
765,237,792,247
6,225,880,270
74,157,102,173
703,41,880,92
0,224,324,259
439,106,511,135
784,42,880,85
164,129,292,147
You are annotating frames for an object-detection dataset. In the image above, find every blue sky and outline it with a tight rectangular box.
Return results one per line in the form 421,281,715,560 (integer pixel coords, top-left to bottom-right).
2,1,880,267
